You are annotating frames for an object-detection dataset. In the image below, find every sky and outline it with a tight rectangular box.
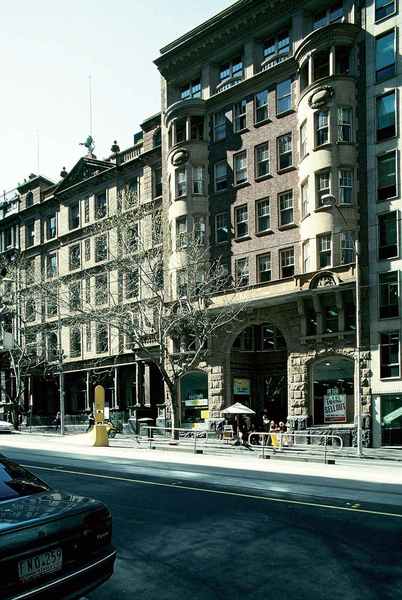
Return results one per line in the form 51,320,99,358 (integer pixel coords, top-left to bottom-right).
0,0,235,193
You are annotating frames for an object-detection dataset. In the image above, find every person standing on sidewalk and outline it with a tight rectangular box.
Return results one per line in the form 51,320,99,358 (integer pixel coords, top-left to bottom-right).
86,412,95,432
54,411,61,433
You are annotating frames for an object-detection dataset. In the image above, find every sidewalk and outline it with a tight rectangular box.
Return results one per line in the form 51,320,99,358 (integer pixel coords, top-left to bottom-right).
1,431,402,487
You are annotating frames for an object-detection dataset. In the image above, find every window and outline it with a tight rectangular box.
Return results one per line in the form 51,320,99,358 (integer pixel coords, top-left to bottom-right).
257,254,271,283
378,151,397,201
84,238,91,261
215,213,229,243
276,79,292,114
313,3,344,29
192,166,204,195
95,191,107,219
234,151,248,185
46,253,57,278
176,216,188,250
337,107,352,142
85,277,91,304
313,49,330,80
316,170,331,206
84,197,90,222
4,228,12,249
193,215,206,244
256,198,270,233
375,30,395,81
46,214,56,239
277,133,292,170
379,272,399,318
263,30,290,60
280,248,295,278
254,142,270,178
214,161,228,192
380,331,400,378
219,56,243,82
300,121,307,159
318,233,332,268
70,327,81,358
279,190,293,226
375,0,396,21
255,90,269,123
26,221,35,248
301,180,309,218
379,211,398,259
180,78,201,99
26,191,33,208
315,110,329,146
176,270,187,298
233,100,247,132
126,268,139,299
213,111,226,141
86,322,92,352
46,287,57,317
339,169,353,204
190,116,204,141
95,234,108,262
95,273,108,305
69,244,81,270
235,257,249,287
303,240,311,273
69,202,80,230
176,167,187,197
25,258,35,285
69,282,81,311
96,323,109,354
340,231,354,264
47,332,58,362
25,298,36,322
335,46,351,74
126,177,139,208
377,91,396,141
235,205,248,238
323,305,339,334
153,167,162,198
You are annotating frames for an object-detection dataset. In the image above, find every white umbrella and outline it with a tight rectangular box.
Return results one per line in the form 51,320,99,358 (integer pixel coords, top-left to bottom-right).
221,402,255,415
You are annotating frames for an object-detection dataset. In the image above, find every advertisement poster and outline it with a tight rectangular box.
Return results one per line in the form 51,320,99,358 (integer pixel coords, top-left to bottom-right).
324,391,347,423
233,378,251,396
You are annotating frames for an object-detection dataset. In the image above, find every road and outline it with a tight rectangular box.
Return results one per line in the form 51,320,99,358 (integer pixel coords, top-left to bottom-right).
3,445,402,600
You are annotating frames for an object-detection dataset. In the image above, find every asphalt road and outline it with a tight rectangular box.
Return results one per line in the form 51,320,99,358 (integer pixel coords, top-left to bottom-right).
3,446,402,600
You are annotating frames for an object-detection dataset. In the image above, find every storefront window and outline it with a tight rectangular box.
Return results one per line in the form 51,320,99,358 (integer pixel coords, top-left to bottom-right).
382,395,402,445
180,371,208,424
312,357,354,425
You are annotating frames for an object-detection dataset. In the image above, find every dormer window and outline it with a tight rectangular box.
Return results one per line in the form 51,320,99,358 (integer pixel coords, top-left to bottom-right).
313,3,344,30
180,78,201,100
263,31,290,61
219,56,243,82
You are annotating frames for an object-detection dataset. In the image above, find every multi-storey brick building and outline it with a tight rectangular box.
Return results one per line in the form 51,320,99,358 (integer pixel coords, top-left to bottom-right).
155,0,368,444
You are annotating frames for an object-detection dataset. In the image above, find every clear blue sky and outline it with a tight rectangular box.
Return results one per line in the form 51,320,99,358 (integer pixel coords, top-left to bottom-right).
0,0,234,193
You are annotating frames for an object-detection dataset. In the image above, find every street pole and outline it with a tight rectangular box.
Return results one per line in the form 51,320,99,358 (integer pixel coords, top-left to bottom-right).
57,287,65,436
355,240,362,457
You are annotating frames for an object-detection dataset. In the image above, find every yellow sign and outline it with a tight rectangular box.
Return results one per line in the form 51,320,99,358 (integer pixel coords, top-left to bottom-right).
94,385,105,424
201,410,209,420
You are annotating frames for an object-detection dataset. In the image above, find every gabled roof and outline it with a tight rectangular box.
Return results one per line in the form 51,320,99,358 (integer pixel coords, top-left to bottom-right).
54,155,113,195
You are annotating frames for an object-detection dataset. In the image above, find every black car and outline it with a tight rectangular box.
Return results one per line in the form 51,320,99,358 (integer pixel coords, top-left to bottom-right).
0,455,116,599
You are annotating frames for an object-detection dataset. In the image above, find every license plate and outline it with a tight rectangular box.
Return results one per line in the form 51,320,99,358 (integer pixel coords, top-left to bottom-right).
18,548,63,582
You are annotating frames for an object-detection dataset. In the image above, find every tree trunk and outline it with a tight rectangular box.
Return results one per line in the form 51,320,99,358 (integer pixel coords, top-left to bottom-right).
167,384,180,439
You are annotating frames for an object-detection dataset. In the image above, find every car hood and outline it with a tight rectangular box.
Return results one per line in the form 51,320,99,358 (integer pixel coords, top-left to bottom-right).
0,490,103,533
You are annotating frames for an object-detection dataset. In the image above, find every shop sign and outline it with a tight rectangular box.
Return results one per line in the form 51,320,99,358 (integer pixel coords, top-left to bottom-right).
184,399,208,407
233,378,251,396
201,410,209,420
324,390,347,423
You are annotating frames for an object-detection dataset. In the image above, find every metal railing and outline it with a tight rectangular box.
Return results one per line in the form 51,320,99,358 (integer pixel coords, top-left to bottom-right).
248,431,343,461
137,426,210,453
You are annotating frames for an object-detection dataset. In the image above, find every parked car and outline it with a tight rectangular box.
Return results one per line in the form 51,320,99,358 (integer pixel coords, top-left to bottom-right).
0,420,14,433
0,454,116,599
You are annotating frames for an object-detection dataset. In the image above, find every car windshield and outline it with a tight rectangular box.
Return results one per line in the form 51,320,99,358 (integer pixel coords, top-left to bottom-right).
0,457,49,501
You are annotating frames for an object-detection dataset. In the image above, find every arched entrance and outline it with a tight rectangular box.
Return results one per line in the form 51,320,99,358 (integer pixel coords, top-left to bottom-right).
180,371,208,426
230,323,288,423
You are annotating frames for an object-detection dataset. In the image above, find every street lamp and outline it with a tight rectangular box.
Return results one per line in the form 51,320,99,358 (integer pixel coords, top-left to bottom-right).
328,200,362,457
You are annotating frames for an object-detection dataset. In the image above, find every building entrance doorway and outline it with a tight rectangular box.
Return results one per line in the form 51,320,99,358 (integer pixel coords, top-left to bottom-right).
230,323,288,423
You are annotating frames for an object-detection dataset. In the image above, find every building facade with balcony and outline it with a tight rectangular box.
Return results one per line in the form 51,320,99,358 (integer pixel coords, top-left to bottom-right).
0,115,164,424
155,0,370,445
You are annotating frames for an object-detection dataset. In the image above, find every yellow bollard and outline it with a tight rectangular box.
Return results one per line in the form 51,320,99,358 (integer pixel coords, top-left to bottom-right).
92,424,109,447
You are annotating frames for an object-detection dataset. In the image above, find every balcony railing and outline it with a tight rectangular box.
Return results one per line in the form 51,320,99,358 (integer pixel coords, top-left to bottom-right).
118,143,143,164
261,50,292,72
215,74,244,94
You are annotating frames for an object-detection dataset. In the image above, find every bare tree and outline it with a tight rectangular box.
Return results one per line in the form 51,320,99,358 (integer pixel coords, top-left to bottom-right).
52,190,246,431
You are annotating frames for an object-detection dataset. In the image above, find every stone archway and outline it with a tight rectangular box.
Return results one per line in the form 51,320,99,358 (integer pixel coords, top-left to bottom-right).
229,323,288,423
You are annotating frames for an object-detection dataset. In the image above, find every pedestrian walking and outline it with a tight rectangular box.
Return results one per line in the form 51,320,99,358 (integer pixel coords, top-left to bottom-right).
54,411,61,433
86,412,95,432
